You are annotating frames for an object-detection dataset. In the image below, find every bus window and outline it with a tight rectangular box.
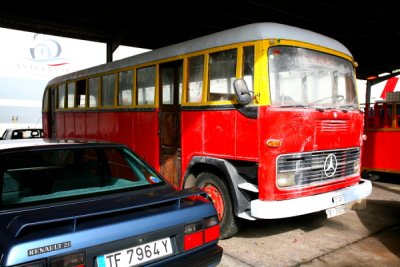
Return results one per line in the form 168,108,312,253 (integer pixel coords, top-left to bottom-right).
67,82,75,108
243,46,254,92
76,80,86,108
162,68,173,104
137,66,155,105
269,46,356,108
88,77,99,107
102,74,116,107
187,55,204,103
208,49,237,101
43,88,49,112
118,70,133,106
58,84,66,109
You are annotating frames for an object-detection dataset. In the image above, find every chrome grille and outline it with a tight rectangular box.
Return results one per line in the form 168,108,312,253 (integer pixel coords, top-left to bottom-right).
277,148,360,186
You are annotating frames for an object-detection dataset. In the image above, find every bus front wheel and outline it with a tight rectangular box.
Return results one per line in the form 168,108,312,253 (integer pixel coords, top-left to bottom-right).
195,172,240,239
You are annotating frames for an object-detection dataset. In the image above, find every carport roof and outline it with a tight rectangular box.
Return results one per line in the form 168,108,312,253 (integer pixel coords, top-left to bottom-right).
0,0,399,79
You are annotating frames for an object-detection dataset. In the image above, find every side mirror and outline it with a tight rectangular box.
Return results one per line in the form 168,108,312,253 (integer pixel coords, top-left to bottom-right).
233,78,252,105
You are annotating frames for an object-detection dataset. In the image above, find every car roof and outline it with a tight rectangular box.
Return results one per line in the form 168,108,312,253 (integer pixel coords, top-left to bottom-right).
0,138,125,151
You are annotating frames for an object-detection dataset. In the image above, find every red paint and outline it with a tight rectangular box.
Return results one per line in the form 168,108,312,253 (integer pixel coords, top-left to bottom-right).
202,183,225,221
257,106,363,201
43,103,363,202
362,130,400,173
380,77,399,99
362,100,400,174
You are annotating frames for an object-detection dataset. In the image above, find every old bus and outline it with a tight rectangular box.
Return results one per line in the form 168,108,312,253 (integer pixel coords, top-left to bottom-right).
42,23,372,239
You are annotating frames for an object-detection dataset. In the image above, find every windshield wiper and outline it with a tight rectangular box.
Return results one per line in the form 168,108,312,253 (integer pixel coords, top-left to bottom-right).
280,104,307,108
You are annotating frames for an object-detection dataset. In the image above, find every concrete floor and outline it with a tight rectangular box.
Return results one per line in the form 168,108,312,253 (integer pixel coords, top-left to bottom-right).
217,176,400,267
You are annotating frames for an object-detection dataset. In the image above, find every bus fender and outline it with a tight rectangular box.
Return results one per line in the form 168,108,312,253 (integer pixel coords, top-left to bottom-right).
184,156,252,216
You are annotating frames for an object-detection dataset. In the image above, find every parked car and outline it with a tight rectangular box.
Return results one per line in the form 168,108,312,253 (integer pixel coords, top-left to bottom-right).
0,139,222,267
0,128,43,140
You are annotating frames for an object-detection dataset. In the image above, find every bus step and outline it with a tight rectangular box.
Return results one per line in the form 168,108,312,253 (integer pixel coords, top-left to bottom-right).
238,182,259,193
238,211,256,221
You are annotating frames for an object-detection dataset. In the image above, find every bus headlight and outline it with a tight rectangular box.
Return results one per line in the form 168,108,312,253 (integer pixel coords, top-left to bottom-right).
354,160,360,174
277,172,296,187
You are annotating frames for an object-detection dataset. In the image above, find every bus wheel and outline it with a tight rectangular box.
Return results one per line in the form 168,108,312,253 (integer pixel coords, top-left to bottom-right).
195,172,240,239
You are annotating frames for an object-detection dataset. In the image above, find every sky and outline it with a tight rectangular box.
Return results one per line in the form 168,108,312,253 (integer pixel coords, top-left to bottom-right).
0,27,149,133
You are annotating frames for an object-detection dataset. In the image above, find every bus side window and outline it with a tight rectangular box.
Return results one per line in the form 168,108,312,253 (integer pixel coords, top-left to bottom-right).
67,82,75,108
58,84,66,109
137,66,156,105
76,80,86,108
187,55,204,103
102,74,116,107
243,46,254,92
118,70,133,106
88,77,99,107
208,49,237,101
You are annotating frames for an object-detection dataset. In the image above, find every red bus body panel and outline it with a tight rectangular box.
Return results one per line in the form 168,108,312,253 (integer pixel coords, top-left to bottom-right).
257,106,363,201
362,130,400,173
51,110,159,170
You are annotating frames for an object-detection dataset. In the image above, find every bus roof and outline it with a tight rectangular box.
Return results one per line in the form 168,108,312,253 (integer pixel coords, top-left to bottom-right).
47,22,352,85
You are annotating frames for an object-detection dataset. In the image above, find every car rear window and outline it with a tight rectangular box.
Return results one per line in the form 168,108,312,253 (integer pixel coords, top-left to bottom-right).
1,146,164,209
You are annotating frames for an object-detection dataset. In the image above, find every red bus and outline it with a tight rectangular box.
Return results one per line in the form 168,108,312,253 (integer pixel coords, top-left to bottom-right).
42,23,372,239
362,72,400,177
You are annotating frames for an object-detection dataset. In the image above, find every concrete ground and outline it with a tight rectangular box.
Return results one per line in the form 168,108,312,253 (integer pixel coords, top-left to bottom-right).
217,175,400,267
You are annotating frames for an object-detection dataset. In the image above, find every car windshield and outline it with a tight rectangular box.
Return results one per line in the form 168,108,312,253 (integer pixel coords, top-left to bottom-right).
268,46,358,109
1,146,165,208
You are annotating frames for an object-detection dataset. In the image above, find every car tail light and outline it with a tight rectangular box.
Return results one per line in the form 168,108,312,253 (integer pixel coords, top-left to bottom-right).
13,260,46,267
49,251,85,267
204,216,220,243
12,251,84,267
184,215,220,251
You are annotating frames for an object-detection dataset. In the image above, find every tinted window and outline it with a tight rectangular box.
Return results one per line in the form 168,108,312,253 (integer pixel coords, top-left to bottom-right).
1,146,164,208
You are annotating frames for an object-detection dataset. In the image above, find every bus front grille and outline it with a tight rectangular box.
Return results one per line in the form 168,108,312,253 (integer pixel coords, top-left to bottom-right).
276,148,360,188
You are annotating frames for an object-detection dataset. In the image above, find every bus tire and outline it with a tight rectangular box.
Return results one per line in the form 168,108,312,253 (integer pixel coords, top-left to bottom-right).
195,172,240,239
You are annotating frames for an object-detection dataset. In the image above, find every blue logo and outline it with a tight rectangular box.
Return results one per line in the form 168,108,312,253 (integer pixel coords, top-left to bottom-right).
150,176,161,183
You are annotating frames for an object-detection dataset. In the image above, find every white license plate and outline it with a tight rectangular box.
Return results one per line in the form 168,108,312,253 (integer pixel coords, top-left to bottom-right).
333,195,345,205
326,204,347,218
96,237,173,267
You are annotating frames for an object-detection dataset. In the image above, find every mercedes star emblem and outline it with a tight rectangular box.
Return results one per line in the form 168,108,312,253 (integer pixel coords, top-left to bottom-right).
323,154,337,177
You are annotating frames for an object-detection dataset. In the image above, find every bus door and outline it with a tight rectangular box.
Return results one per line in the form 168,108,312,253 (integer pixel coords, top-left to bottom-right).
159,60,183,187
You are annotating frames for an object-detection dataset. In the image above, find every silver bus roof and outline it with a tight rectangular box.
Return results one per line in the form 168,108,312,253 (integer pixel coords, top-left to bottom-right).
47,22,352,85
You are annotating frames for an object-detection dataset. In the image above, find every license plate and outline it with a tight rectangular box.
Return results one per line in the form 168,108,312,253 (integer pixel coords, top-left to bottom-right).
326,204,347,218
96,237,173,267
333,195,345,205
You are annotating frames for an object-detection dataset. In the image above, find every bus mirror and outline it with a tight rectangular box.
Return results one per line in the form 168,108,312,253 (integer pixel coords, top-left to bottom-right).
233,78,252,105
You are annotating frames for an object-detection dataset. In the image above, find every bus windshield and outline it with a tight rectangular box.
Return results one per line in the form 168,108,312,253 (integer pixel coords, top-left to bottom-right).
268,46,357,109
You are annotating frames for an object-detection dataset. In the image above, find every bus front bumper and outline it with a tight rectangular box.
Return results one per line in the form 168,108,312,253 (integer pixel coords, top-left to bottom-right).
250,179,372,219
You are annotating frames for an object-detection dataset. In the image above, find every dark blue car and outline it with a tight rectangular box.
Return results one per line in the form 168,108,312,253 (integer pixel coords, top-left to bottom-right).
0,139,222,267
